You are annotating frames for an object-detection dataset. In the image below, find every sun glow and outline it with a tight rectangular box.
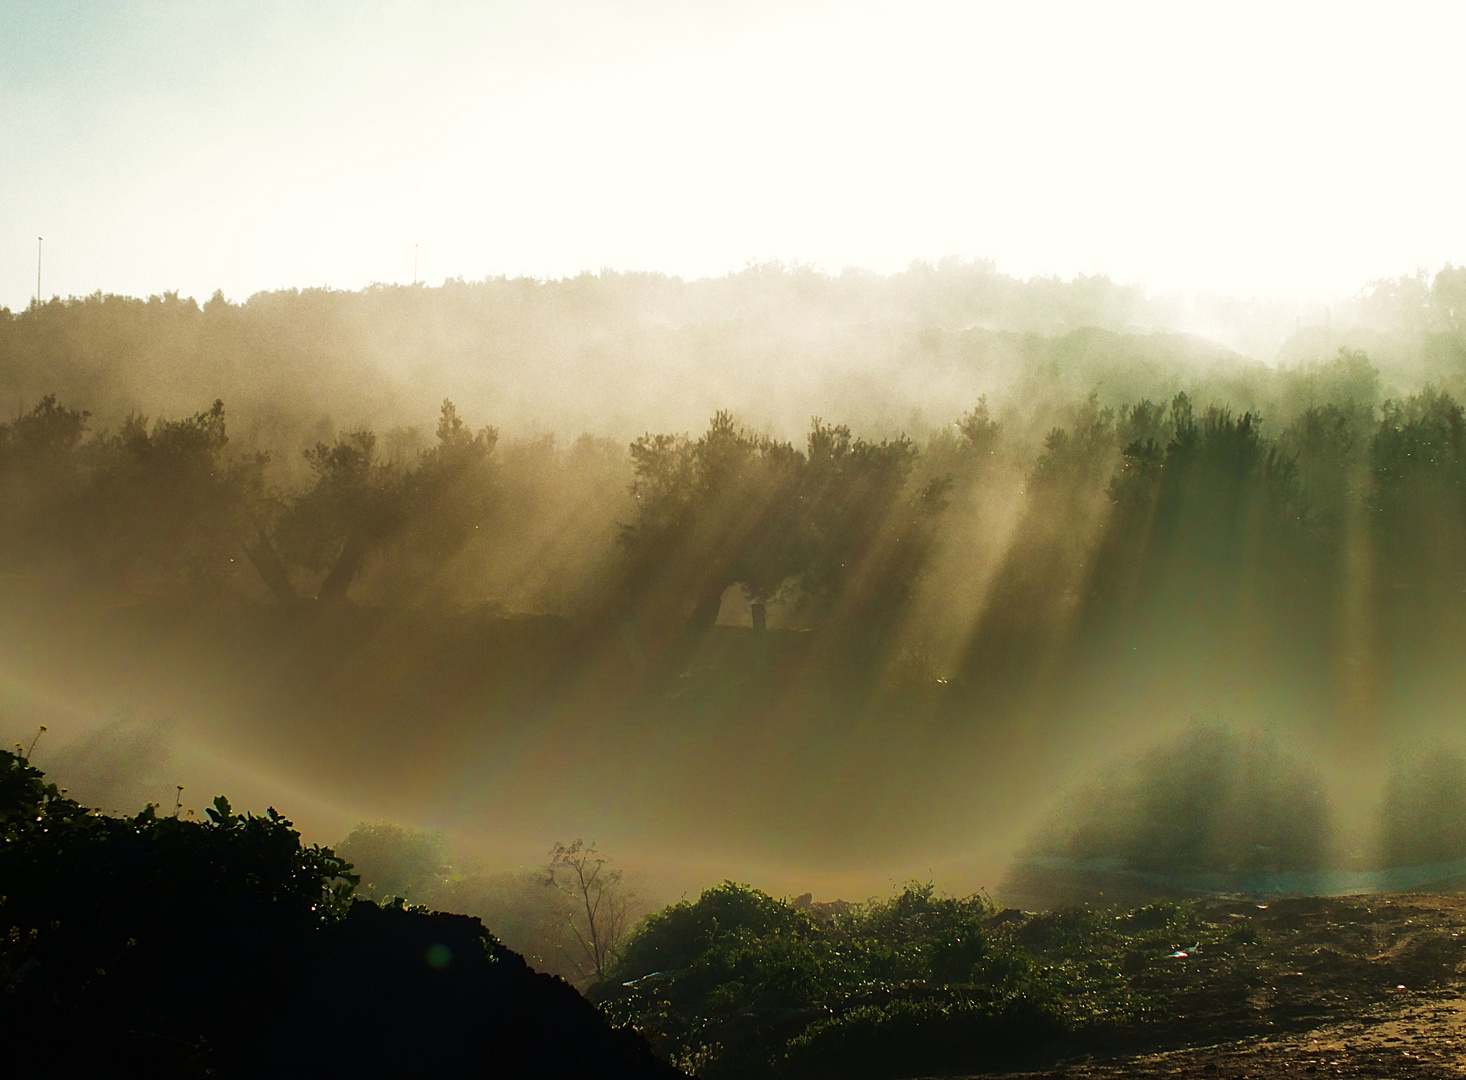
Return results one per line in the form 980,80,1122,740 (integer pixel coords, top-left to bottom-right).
5,1,1465,308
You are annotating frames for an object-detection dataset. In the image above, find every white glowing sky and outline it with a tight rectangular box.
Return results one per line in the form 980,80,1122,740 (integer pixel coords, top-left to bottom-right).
4,0,1465,309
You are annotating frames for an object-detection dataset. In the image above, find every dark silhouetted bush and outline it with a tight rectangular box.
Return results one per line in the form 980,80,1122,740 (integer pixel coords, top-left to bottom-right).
0,749,679,1079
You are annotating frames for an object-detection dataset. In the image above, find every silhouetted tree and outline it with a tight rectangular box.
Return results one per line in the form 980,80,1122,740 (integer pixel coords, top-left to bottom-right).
275,428,401,602
547,838,631,982
1370,388,1466,567
0,395,90,567
272,399,497,604
961,394,1122,682
81,399,269,592
378,400,500,601
335,822,451,904
1100,394,1306,618
796,419,944,632
1279,401,1372,527
1368,388,1466,657
621,412,941,644
621,411,803,636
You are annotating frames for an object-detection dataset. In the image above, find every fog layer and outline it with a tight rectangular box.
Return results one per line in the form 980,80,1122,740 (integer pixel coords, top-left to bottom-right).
6,262,1466,902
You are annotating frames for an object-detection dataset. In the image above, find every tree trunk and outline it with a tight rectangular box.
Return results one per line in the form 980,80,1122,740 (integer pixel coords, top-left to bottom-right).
246,530,298,607
685,587,725,637
751,601,767,632
317,533,368,604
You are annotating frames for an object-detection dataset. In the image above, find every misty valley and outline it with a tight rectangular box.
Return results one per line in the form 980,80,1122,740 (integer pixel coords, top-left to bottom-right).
8,264,1466,1077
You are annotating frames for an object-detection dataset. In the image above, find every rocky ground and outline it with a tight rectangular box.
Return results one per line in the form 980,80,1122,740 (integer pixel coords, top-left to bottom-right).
968,893,1466,1079
980,995,1466,1078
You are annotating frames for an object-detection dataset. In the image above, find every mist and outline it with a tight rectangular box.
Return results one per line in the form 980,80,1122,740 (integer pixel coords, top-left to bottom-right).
3,260,1466,914
13,3,1466,1073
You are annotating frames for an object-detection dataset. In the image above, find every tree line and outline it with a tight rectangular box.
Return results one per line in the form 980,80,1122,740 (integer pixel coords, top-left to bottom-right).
6,350,1466,695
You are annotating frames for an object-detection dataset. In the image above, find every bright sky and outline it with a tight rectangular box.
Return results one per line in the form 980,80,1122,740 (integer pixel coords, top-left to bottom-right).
4,0,1465,310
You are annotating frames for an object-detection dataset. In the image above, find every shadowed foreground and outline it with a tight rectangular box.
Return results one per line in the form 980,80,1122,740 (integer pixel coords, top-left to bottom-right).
0,751,679,1080
596,884,1466,1079
968,894,1466,1079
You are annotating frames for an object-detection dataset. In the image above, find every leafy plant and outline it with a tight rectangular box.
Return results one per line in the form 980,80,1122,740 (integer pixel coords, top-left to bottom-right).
602,882,1063,1078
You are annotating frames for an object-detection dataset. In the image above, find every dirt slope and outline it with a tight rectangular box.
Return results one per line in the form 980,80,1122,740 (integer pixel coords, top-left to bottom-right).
972,893,1466,1079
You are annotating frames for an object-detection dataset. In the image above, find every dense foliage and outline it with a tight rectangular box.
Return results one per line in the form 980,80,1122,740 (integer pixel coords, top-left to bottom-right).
596,881,1302,1079
0,750,676,1079
600,882,1063,1077
620,411,946,650
5,272,1466,700
4,355,1466,658
1,266,1463,653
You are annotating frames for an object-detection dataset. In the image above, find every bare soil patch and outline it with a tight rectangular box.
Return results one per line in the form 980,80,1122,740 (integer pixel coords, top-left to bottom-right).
968,893,1466,1079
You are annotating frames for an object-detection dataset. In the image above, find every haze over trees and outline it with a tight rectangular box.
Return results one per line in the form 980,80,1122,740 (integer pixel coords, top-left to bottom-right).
8,262,1466,922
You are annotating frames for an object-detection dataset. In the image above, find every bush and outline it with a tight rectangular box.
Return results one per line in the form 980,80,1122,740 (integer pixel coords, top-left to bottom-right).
778,992,1063,1079
335,820,451,902
612,880,812,980
602,881,1063,1079
1029,723,1333,873
1377,743,1466,866
0,748,355,1072
0,749,677,1079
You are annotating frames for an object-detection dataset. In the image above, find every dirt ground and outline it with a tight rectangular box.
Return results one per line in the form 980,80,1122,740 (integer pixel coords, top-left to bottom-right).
972,893,1466,1079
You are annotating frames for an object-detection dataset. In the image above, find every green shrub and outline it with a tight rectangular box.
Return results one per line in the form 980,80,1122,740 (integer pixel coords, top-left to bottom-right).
777,991,1064,1079
603,881,1063,1079
612,880,813,980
